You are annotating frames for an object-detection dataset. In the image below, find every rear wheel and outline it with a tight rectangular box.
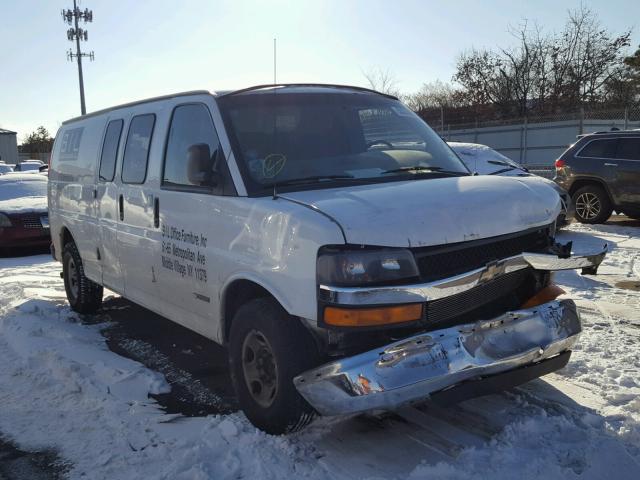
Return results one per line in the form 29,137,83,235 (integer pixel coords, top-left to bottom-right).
229,297,320,434
572,185,612,224
62,241,103,313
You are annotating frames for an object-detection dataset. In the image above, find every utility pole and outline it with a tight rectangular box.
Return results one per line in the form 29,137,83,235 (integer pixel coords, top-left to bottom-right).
62,1,94,115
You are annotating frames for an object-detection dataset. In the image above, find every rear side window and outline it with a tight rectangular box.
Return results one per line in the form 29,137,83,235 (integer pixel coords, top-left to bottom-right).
163,104,222,188
122,114,155,184
99,119,123,181
578,139,617,159
616,138,640,160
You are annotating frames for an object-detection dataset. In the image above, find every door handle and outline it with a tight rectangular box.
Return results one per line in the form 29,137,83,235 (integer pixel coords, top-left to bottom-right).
604,163,618,167
154,197,160,228
118,194,124,221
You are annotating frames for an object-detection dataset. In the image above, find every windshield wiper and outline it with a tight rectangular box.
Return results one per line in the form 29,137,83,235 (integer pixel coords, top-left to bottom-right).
269,174,355,187
268,174,359,198
382,165,467,176
486,159,528,175
487,160,514,167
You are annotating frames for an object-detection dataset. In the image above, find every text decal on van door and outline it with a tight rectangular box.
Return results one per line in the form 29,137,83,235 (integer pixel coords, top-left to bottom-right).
59,128,84,162
160,223,208,283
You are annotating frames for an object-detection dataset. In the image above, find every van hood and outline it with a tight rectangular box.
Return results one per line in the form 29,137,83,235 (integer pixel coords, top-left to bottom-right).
281,176,560,247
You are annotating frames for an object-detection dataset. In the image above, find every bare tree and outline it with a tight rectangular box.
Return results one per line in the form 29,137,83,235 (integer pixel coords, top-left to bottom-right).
362,67,400,97
449,5,633,119
404,80,464,112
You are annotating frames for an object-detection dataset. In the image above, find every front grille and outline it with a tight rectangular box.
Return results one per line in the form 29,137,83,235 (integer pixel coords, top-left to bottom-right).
424,268,536,329
21,213,46,229
413,226,551,282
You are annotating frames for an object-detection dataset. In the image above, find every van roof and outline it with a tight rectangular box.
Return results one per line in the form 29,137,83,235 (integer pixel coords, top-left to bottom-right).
218,83,397,99
61,84,396,126
62,90,212,125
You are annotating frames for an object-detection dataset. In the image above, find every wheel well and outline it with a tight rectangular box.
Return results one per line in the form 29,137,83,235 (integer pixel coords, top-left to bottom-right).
61,227,74,248
222,280,271,344
568,178,612,201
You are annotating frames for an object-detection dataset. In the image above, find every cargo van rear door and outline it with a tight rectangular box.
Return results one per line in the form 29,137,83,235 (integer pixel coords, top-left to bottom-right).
96,117,126,293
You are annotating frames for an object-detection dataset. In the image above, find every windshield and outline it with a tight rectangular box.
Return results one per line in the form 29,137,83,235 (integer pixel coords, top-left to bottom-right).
218,91,469,194
0,179,47,201
18,163,42,171
0,165,14,174
449,143,525,175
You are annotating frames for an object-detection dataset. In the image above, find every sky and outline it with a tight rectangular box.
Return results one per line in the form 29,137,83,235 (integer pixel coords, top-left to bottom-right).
1,0,639,142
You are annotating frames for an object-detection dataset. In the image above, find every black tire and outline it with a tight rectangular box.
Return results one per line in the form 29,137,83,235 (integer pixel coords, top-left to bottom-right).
62,241,103,314
572,185,613,224
229,297,320,434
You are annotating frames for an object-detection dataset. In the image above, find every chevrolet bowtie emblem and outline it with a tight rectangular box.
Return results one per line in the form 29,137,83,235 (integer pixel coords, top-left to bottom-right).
478,260,506,283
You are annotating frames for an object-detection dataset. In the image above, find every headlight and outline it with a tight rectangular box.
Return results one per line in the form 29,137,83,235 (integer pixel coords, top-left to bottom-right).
317,248,419,286
0,213,12,227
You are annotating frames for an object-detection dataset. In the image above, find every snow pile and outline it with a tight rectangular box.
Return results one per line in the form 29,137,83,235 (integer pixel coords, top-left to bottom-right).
0,256,333,479
1,221,640,479
0,195,47,213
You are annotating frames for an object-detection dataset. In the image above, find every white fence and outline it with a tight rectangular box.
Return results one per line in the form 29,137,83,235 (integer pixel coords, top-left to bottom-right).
441,117,640,167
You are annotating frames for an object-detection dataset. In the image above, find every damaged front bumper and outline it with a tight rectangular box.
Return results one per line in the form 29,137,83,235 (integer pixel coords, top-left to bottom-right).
317,245,608,306
296,245,607,416
295,299,581,416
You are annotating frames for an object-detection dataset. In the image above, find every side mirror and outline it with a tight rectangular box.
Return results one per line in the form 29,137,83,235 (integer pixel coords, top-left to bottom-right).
187,143,220,187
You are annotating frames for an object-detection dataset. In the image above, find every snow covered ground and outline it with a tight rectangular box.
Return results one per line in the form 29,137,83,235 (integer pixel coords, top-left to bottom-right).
0,221,639,479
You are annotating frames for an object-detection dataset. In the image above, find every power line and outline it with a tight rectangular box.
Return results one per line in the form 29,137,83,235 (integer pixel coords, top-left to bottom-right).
62,1,94,115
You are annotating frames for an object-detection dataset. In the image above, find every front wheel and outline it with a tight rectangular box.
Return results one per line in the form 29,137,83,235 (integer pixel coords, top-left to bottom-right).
572,185,613,224
229,298,320,434
62,241,103,313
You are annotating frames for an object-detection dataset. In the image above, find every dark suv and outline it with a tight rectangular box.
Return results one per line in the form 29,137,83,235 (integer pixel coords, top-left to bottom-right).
554,130,640,224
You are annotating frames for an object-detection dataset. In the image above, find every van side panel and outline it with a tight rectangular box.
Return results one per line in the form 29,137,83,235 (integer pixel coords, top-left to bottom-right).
49,116,105,283
49,92,345,347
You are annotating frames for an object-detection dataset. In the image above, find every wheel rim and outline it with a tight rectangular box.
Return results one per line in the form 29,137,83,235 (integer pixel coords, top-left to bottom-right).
241,330,278,408
575,192,601,220
68,257,79,300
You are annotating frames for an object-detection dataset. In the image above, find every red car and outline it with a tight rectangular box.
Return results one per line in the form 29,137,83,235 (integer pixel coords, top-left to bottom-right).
0,173,50,250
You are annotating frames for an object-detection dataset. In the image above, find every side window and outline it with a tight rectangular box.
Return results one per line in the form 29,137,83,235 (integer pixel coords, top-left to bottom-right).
99,119,123,181
616,138,640,161
163,104,230,193
578,139,617,159
122,114,155,184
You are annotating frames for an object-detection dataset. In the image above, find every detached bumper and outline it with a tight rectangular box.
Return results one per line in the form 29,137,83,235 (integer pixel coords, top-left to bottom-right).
295,299,580,416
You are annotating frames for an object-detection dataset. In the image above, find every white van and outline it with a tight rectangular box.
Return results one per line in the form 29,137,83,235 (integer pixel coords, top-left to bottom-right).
49,85,606,434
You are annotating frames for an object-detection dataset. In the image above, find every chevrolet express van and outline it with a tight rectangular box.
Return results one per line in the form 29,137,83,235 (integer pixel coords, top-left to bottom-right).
49,85,606,434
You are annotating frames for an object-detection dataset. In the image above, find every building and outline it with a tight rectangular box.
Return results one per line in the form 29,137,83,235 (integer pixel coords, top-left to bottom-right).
0,128,18,165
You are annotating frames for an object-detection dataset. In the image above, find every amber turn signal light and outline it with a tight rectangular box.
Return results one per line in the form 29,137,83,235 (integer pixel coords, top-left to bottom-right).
521,284,566,309
324,304,423,327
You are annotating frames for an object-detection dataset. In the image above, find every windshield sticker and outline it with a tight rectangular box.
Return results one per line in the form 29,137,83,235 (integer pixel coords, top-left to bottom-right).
161,224,208,283
262,154,287,178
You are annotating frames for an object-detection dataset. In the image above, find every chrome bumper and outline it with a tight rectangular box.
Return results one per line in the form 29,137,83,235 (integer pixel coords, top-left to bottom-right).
295,299,581,416
318,245,607,306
